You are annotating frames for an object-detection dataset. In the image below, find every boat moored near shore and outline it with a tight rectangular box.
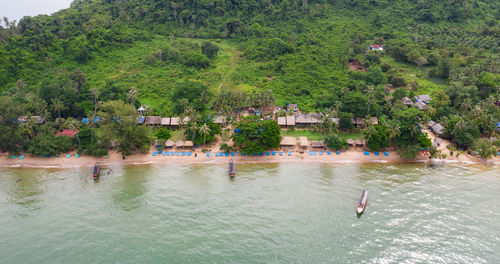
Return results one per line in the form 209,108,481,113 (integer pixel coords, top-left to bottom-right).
356,190,368,215
93,162,100,180
229,159,235,177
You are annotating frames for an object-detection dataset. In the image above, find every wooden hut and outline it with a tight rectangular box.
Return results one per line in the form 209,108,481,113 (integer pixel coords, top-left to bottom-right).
286,116,295,127
311,141,324,148
295,114,307,128
347,139,355,146
184,140,194,148
145,116,161,126
299,137,309,149
277,117,286,127
354,139,364,147
161,117,171,126
175,140,184,148
280,137,296,148
170,117,180,127
165,139,174,148
214,116,225,125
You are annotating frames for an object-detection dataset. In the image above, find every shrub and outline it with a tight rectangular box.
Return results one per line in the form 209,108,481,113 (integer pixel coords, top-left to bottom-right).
324,134,348,150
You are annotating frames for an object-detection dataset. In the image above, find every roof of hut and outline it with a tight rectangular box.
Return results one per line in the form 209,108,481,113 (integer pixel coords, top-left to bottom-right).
161,117,171,126
214,116,225,124
354,139,364,146
280,136,296,146
170,117,180,125
370,117,379,125
402,97,414,106
306,115,320,124
184,140,193,147
175,140,184,147
299,136,309,147
146,116,161,125
277,116,286,126
165,139,174,147
295,114,307,124
286,116,295,125
311,141,324,148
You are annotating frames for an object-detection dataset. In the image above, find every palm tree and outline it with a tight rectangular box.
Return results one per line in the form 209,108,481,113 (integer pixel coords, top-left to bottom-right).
460,98,473,114
364,124,377,147
200,123,211,148
386,120,400,142
190,122,198,145
91,88,99,115
51,97,64,118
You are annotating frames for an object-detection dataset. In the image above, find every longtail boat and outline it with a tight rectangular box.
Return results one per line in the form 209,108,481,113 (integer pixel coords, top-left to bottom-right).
93,162,100,180
356,190,368,215
229,159,235,177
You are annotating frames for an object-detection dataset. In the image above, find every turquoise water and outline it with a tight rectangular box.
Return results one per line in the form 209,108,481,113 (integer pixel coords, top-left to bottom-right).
0,163,499,263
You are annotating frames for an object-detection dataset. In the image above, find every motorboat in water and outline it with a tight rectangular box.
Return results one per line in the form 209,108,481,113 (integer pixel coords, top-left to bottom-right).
356,190,368,214
93,162,100,180
229,159,235,177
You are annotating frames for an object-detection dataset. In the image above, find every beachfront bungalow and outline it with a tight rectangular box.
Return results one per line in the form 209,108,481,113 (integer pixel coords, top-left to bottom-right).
145,116,161,126
161,117,171,126
280,137,296,148
184,141,194,149
286,116,295,127
175,140,184,148
311,141,325,149
277,116,287,127
170,117,180,127
354,139,364,147
165,139,174,148
137,104,149,115
403,97,414,107
351,117,364,127
428,121,444,136
414,95,431,104
287,104,298,111
347,139,355,146
299,137,309,149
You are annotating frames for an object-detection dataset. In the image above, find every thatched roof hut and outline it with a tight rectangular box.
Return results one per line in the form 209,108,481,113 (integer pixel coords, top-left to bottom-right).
175,140,184,148
145,116,161,126
184,140,194,148
299,137,309,148
295,114,307,124
370,117,379,125
354,139,364,146
311,141,324,148
170,117,180,126
161,117,171,126
214,116,225,124
280,137,296,147
165,139,174,148
286,116,295,126
347,139,355,146
277,116,286,126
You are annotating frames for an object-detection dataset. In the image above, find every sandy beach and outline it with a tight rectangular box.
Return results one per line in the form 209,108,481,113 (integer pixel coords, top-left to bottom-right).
0,146,491,169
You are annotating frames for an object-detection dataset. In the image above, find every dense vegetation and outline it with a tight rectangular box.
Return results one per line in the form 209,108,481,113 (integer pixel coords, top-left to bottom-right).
0,0,499,158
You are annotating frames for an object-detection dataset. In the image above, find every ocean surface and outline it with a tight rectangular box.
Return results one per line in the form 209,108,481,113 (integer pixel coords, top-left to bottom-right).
0,163,499,263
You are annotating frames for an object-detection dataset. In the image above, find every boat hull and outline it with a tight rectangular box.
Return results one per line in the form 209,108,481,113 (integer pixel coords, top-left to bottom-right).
356,190,368,215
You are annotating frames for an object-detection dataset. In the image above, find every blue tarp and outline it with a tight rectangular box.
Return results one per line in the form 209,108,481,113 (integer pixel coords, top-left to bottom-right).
279,152,283,156
384,152,389,156
93,117,101,123
152,152,157,156
234,128,241,133
206,153,210,157
82,118,88,123
266,152,270,156
336,150,340,155
231,152,235,156
364,151,369,155
327,151,331,155
272,151,276,156
374,152,379,156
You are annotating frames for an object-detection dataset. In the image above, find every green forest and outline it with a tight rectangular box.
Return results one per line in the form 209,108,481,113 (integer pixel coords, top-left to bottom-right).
0,0,499,158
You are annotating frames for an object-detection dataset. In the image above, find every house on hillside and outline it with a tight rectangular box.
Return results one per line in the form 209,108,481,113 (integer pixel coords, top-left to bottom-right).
414,95,432,104
295,114,307,128
287,104,298,111
402,97,414,107
55,129,78,137
277,116,287,127
369,44,384,51
286,116,296,127
145,116,161,126
170,117,180,127
161,117,171,126
415,101,428,111
137,104,149,115
428,121,444,136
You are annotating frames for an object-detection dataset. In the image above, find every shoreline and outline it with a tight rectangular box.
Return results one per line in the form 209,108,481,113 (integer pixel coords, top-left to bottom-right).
1,148,496,169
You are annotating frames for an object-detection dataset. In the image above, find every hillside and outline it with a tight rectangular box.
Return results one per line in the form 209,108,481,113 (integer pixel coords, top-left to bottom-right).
0,0,499,157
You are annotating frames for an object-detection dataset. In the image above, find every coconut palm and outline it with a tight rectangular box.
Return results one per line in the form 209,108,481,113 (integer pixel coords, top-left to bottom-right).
386,120,401,142
200,123,211,148
459,98,473,114
51,97,64,118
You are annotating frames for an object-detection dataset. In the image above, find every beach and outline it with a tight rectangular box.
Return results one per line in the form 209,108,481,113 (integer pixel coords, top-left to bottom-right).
0,146,490,169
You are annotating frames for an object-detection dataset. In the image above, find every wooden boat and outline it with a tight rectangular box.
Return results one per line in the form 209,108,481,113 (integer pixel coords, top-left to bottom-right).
356,190,368,214
229,159,235,177
93,163,100,180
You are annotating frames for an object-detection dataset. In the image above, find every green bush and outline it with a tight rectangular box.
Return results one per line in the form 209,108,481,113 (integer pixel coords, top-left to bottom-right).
324,134,348,150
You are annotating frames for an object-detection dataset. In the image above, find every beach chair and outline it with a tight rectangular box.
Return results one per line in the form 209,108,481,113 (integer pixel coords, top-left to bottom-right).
320,151,323,155
364,151,369,156
206,153,210,157
11,155,17,159
266,152,270,156
225,152,229,157
384,152,389,156
163,152,167,156
279,152,283,156
75,154,80,158
220,152,224,157
327,151,331,155
181,152,186,156
158,150,162,154
241,153,245,156
231,152,235,157
176,152,180,156
66,154,71,158
215,152,219,157
272,151,276,156
152,152,157,156
19,155,24,159
171,152,175,156
288,151,292,156
188,152,192,156
336,150,340,155
374,152,379,156
259,152,264,156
